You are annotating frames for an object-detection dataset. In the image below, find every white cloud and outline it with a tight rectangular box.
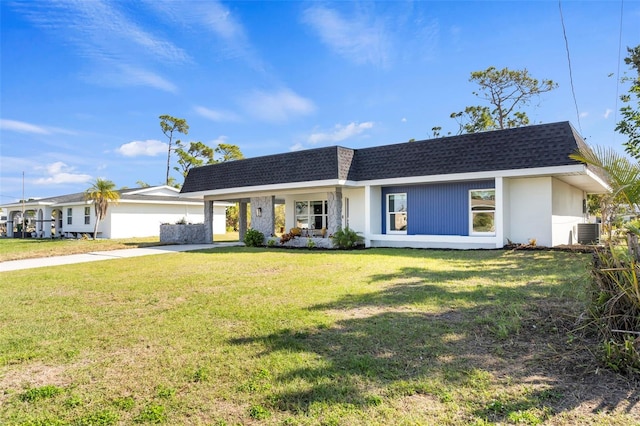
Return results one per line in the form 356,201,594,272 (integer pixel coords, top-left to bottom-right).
604,109,613,119
307,122,374,145
580,112,589,118
240,89,315,123
302,6,390,67
116,65,178,93
33,162,92,185
143,0,261,67
289,142,305,152
208,135,229,146
117,140,167,157
0,119,50,135
401,117,407,123
194,106,241,122
12,0,188,91
0,119,78,136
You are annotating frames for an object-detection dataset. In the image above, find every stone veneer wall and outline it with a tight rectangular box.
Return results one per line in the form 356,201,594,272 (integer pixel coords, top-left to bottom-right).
160,224,207,244
327,188,343,235
250,196,274,242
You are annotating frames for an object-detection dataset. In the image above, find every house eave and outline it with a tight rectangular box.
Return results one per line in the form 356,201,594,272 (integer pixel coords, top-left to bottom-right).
184,179,357,200
356,164,607,192
180,164,609,200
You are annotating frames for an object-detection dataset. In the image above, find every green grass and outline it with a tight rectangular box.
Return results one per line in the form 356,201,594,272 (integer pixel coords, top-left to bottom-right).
0,248,636,425
0,233,239,262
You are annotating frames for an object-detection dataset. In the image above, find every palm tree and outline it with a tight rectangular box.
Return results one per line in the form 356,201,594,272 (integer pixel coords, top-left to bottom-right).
85,178,120,240
570,145,640,213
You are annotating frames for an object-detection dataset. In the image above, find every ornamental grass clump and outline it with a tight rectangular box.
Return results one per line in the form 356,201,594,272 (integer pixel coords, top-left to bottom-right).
330,227,364,249
587,229,640,374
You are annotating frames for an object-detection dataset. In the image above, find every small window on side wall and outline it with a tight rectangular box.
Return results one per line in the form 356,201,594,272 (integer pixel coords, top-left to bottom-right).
387,193,407,234
84,207,91,225
470,189,495,235
67,208,73,225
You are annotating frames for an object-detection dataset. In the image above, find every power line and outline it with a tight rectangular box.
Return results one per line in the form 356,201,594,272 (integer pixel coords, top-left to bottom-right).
614,0,624,134
558,0,582,134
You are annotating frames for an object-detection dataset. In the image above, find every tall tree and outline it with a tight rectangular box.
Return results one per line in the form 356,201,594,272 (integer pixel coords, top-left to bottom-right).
214,143,244,162
616,45,640,160
451,66,557,134
174,141,215,178
159,115,189,185
85,178,120,240
570,146,640,218
174,141,244,178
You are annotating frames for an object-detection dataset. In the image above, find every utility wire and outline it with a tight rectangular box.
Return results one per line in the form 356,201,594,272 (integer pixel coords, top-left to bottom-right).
559,0,582,134
613,0,624,134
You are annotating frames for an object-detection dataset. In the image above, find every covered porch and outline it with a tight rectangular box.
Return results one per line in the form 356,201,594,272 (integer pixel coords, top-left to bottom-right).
3,204,64,239
201,187,347,245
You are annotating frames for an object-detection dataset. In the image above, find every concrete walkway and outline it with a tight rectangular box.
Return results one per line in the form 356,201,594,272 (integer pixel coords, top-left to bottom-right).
0,242,244,272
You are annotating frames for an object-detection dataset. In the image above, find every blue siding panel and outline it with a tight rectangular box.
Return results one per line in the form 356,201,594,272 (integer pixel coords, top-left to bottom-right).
381,180,494,235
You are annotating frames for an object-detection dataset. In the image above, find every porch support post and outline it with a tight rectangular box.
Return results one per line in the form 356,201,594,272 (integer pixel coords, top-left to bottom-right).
250,196,274,243
239,202,248,241
327,187,343,236
6,210,15,237
204,199,214,243
42,207,52,238
495,177,504,249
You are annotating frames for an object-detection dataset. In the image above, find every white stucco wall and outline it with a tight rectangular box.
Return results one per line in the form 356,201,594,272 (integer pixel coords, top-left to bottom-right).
108,203,206,239
342,188,365,233
551,178,585,246
61,204,95,235
506,177,553,247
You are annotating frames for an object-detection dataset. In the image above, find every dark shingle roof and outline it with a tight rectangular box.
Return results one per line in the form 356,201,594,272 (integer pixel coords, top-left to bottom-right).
181,122,587,194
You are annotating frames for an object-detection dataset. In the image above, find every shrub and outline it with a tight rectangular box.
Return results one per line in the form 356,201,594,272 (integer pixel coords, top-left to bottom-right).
243,229,265,247
587,247,640,374
280,232,296,244
330,227,364,249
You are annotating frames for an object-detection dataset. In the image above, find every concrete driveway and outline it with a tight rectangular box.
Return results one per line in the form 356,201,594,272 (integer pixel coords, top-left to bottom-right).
0,242,243,272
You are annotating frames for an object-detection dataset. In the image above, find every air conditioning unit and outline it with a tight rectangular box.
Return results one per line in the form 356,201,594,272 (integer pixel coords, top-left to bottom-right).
577,223,600,245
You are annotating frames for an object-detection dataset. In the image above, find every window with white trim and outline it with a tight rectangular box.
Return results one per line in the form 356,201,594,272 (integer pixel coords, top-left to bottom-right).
295,200,327,230
84,207,91,225
469,189,495,235
67,208,73,225
386,193,407,234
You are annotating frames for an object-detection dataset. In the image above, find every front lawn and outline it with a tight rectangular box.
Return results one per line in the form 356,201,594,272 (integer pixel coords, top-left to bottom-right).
0,248,637,425
0,232,239,262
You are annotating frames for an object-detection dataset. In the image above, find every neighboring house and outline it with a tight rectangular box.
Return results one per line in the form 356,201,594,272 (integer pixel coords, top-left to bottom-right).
180,122,609,249
1,186,228,239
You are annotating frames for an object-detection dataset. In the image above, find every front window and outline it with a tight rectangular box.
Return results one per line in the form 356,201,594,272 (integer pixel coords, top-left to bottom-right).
387,193,407,234
470,189,495,234
67,208,73,225
295,200,327,230
84,207,91,225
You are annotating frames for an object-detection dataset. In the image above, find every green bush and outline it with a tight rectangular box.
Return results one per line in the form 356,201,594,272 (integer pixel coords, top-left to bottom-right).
243,229,265,247
588,248,640,374
330,227,364,249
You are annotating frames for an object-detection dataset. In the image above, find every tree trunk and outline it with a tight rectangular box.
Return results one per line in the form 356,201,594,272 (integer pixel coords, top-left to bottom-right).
93,214,100,240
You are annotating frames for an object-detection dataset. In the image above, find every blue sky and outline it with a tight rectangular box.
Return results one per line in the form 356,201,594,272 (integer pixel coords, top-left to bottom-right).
1,1,638,201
